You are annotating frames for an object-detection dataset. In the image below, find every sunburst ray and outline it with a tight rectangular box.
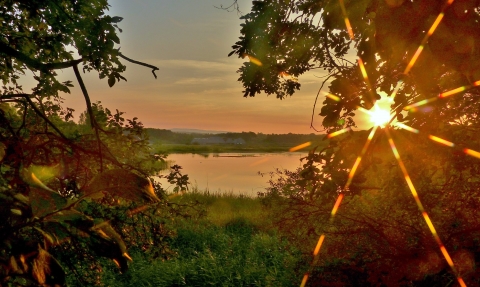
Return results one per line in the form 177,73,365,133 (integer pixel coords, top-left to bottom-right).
385,128,466,287
301,1,466,286
338,0,354,40
403,0,455,75
404,80,480,111
396,123,480,160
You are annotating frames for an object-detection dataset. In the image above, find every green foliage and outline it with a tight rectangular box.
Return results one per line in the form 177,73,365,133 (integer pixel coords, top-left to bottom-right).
0,1,186,286
101,218,301,287
230,1,480,285
231,0,480,131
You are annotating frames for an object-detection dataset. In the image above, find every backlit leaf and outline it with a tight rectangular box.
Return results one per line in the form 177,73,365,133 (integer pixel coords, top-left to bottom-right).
30,187,67,218
83,169,159,203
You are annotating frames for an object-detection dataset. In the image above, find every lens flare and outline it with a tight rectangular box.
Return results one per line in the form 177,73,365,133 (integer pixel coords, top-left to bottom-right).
302,1,467,286
428,135,455,147
403,0,453,75
289,142,311,152
327,127,351,139
397,123,480,162
242,54,262,66
385,129,463,284
326,93,341,102
339,0,354,40
345,126,378,188
404,79,480,111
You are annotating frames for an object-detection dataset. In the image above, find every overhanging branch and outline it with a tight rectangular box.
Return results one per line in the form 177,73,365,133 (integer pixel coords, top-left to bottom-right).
118,52,159,79
0,41,83,72
73,64,103,172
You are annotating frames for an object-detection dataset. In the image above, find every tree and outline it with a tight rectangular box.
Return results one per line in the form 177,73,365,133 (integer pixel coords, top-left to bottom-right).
230,0,480,131
0,1,186,286
231,0,480,285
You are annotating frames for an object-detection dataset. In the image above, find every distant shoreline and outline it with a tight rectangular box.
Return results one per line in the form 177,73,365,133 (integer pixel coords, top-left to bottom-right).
146,128,327,154
150,143,318,154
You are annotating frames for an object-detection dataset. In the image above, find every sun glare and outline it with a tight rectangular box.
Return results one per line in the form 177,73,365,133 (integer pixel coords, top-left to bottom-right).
369,105,391,127
301,1,470,286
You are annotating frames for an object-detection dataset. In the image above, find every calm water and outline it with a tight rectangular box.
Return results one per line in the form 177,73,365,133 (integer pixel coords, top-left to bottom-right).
157,153,306,196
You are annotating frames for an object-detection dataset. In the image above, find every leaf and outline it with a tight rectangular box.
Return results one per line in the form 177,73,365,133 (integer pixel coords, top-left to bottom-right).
90,221,132,272
83,169,159,203
31,246,65,286
108,75,115,87
111,34,120,44
24,165,61,187
93,223,128,254
111,16,123,23
43,212,92,243
34,227,55,245
30,187,67,218
10,209,22,216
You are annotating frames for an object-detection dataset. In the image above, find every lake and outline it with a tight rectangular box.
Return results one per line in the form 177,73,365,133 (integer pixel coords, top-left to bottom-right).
157,152,307,196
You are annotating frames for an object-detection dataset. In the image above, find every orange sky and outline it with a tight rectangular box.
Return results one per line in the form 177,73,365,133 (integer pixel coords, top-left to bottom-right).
55,0,370,134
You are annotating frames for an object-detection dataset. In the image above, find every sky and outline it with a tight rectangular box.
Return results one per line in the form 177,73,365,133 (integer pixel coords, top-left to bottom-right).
57,0,352,134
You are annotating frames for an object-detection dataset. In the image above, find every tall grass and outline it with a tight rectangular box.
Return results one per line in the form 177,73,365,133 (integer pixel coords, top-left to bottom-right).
101,190,303,287
172,189,271,229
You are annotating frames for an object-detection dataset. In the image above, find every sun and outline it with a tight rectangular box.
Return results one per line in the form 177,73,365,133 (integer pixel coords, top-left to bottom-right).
368,105,391,127
356,95,395,128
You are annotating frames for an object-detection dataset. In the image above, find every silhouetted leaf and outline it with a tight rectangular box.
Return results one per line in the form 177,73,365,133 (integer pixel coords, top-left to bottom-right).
111,16,123,23
108,75,115,87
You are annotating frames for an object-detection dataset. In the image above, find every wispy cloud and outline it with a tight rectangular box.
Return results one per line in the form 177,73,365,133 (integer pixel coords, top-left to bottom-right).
174,77,224,85
153,59,240,72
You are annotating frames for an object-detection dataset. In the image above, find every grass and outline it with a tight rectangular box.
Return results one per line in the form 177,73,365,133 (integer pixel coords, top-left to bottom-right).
100,190,303,287
171,189,271,228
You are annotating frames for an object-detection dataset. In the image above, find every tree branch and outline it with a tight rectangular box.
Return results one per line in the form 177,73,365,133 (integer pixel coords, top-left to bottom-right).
214,0,242,14
73,64,103,172
118,52,159,79
4,94,69,140
0,41,83,72
310,72,337,132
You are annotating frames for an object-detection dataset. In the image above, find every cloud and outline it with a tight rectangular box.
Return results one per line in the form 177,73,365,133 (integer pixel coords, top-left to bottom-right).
174,77,224,85
152,59,240,72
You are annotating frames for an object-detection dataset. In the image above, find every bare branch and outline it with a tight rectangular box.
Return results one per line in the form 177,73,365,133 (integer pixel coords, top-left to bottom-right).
73,64,103,172
214,0,242,14
118,52,159,79
310,72,337,132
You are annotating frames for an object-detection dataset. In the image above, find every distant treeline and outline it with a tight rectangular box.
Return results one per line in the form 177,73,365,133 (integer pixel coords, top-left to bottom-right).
146,128,326,147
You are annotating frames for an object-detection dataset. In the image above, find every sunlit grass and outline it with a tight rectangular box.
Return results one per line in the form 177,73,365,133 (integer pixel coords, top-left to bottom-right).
170,187,272,230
